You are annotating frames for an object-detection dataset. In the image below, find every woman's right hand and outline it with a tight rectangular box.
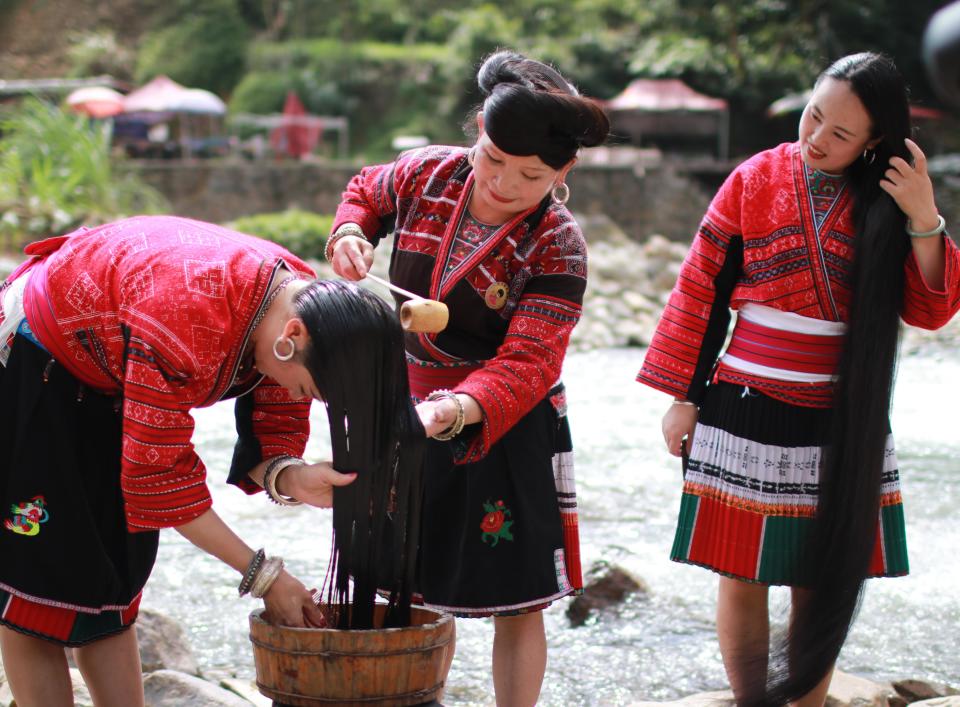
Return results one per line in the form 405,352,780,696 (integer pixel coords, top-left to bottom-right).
330,236,375,280
662,402,698,457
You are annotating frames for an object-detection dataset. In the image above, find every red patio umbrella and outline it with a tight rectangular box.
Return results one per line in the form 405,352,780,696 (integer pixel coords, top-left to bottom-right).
65,86,125,119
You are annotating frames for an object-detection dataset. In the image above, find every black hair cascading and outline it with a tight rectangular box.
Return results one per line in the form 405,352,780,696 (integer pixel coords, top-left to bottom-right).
754,53,913,705
294,280,425,630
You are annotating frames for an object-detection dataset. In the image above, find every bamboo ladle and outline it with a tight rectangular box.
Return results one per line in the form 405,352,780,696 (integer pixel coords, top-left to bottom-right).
365,273,449,333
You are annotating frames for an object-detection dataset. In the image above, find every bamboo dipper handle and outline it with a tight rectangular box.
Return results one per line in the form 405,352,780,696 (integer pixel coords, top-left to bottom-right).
364,274,449,333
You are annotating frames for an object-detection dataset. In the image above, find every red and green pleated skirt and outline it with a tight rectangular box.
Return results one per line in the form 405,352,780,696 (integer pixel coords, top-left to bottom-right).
671,382,908,585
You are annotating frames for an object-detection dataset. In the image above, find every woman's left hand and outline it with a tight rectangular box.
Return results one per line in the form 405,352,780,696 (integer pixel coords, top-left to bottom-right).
415,397,459,438
262,569,326,627
281,462,357,508
879,138,940,229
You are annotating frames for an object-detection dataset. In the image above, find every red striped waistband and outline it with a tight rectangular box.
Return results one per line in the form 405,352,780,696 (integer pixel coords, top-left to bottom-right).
725,317,843,376
406,356,482,400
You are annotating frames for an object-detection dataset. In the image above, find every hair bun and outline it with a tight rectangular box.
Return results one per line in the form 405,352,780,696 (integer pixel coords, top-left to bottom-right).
476,50,609,168
477,51,528,96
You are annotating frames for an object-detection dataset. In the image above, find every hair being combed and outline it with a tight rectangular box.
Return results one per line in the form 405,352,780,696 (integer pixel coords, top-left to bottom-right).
749,52,913,705
294,280,425,630
476,50,609,168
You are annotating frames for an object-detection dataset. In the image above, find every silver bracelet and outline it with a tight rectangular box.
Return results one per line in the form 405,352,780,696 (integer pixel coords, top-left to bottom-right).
263,456,305,506
906,214,946,238
250,556,285,598
324,223,368,261
426,389,465,440
672,399,698,407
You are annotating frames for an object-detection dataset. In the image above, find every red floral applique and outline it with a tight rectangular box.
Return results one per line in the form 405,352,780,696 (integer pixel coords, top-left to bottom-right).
480,499,513,547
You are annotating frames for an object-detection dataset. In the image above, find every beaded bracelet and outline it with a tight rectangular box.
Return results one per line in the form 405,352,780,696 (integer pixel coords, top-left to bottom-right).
263,455,305,506
238,548,266,597
906,214,946,238
324,223,368,262
426,389,465,441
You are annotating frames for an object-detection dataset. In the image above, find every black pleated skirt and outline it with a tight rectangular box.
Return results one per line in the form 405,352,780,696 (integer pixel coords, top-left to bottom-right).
0,334,158,645
417,387,582,616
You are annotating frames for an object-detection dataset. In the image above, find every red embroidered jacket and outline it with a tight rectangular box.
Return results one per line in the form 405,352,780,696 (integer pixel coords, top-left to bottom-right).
334,145,586,461
637,142,960,407
8,216,315,531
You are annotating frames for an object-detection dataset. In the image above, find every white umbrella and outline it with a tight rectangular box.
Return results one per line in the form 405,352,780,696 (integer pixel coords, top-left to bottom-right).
766,90,812,117
169,88,226,115
124,76,225,115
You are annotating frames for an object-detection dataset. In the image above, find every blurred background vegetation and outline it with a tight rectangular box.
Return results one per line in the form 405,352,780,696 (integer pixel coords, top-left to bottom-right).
0,0,954,253
2,0,952,155
0,98,167,248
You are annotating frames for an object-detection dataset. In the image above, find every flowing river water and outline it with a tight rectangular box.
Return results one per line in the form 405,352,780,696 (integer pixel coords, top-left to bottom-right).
144,347,960,706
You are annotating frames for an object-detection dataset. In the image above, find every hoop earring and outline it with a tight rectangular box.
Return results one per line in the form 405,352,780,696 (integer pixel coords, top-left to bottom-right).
467,147,476,167
551,182,570,205
272,336,296,362
862,148,877,165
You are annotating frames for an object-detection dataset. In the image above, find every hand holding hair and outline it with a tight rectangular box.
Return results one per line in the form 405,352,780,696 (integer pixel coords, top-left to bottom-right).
279,461,357,508
329,233,375,281
879,138,940,230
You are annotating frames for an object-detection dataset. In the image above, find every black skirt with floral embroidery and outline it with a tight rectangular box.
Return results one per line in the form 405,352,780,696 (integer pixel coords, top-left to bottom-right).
0,334,158,645
417,386,582,616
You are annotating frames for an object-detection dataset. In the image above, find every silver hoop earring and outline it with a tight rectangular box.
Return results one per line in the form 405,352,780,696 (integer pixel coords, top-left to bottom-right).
863,148,877,165
551,182,570,205
467,147,476,167
272,336,296,362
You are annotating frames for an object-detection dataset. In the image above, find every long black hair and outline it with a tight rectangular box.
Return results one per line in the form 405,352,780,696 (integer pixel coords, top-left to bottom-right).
476,50,609,168
759,52,913,705
294,280,425,630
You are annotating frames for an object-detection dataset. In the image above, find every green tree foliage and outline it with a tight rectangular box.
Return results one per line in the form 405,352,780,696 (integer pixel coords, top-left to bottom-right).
226,209,333,260
135,0,250,96
66,30,137,81
231,40,455,156
0,99,167,248
620,0,951,150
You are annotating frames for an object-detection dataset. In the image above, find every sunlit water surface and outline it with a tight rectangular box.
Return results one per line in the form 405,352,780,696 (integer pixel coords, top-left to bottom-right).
144,347,960,706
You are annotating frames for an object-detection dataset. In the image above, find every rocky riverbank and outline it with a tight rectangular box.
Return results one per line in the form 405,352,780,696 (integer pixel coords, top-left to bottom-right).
2,604,955,707
3,214,959,357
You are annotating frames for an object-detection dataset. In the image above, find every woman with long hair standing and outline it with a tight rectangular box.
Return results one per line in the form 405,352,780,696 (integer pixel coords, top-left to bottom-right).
328,50,609,706
638,53,960,705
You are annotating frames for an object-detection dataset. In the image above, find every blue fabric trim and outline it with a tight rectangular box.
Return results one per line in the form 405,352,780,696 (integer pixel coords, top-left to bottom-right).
16,318,47,352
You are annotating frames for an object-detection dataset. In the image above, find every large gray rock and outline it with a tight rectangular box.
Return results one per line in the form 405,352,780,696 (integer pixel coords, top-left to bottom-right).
627,670,904,707
629,690,735,706
219,677,273,706
825,670,896,706
567,561,649,627
893,679,960,702
137,609,200,675
143,670,253,707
